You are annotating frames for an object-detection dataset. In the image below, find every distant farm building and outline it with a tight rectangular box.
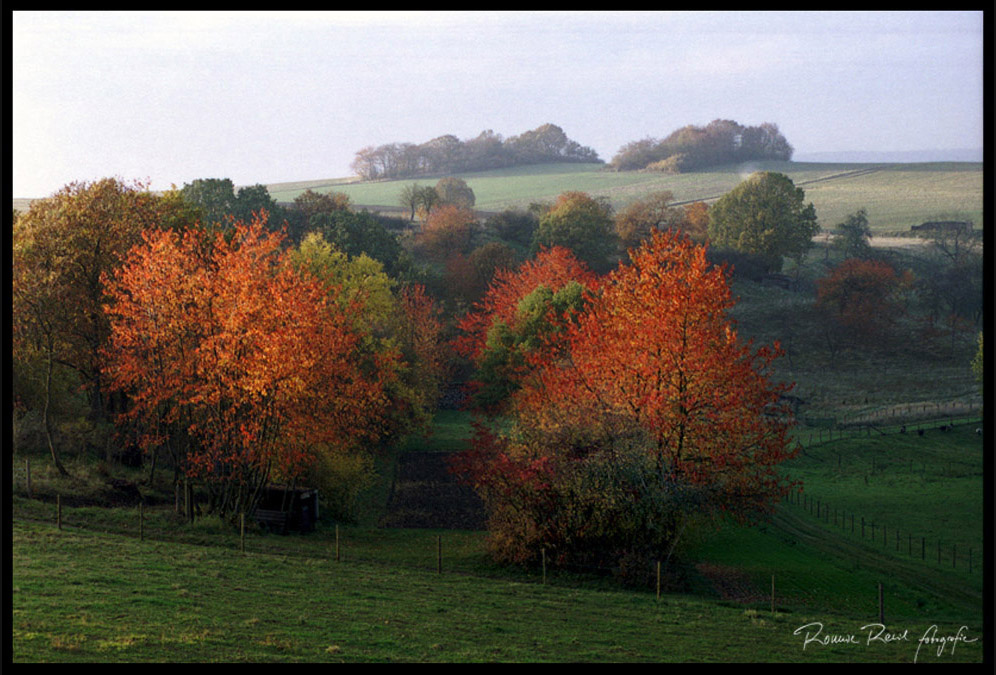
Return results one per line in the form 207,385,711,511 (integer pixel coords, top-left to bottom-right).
910,220,972,234
254,485,319,534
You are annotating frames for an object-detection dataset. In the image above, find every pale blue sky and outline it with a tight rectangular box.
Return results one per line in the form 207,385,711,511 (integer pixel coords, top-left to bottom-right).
11,10,985,197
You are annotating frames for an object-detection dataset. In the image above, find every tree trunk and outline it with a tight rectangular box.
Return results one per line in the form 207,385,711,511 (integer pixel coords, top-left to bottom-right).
43,342,69,477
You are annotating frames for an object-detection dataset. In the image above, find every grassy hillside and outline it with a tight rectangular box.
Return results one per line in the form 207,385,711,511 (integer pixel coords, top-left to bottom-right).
263,161,984,234
11,415,984,662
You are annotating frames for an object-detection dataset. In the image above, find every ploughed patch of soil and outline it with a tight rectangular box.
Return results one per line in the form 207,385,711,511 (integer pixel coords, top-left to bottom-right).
380,452,486,530
695,562,766,604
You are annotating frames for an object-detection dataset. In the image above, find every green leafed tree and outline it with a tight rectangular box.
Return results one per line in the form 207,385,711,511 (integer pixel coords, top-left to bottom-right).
832,208,873,259
707,171,820,273
434,177,476,209
532,191,617,274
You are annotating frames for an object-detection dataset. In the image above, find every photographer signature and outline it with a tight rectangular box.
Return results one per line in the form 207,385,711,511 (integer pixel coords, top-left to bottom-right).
793,621,978,662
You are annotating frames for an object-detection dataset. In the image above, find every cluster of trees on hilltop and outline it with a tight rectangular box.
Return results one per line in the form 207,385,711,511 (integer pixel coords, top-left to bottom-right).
609,119,793,172
351,123,601,180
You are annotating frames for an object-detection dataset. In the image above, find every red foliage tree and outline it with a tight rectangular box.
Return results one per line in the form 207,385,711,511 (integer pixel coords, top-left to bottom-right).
452,246,597,412
816,258,904,340
103,215,393,521
453,230,797,569
453,246,597,363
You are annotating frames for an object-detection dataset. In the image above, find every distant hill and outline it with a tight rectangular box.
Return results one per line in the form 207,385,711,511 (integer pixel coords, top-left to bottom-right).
794,149,982,163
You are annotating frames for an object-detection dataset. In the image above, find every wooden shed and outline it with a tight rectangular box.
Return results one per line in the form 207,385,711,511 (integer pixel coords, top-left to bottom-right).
254,485,319,534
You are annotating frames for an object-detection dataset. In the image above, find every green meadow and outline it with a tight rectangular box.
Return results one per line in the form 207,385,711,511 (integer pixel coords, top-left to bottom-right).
11,409,984,662
263,160,983,233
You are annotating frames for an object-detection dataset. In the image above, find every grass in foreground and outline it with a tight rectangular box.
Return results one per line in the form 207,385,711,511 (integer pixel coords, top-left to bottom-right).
11,520,984,663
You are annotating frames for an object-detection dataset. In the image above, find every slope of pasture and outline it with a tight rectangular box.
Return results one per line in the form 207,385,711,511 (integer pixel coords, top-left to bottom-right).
263,161,984,234
799,163,984,233
782,424,984,577
723,274,982,420
11,516,984,662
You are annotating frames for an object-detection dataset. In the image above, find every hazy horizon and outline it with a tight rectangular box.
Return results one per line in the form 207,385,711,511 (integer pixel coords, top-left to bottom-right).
12,10,985,198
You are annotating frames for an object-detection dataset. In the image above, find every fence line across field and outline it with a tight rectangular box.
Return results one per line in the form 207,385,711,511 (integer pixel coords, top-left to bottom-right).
787,487,978,575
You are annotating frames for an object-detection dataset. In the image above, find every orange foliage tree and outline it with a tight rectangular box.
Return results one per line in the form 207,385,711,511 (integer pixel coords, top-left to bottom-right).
414,204,476,263
103,215,393,521
816,258,905,340
453,246,597,363
453,230,797,572
682,200,710,242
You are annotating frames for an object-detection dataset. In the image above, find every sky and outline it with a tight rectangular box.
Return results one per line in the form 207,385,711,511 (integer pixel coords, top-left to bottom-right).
10,10,986,198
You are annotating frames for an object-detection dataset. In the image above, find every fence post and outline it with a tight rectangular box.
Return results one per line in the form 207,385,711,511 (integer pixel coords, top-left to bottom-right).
140,502,144,541
26,459,31,498
543,548,547,585
771,575,776,615
437,535,442,574
335,525,340,562
952,543,956,569
656,560,661,601
878,582,884,625
57,494,62,531
240,513,245,553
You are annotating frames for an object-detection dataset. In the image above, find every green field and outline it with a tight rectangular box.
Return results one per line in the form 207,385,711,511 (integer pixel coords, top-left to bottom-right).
262,160,984,234
10,410,985,663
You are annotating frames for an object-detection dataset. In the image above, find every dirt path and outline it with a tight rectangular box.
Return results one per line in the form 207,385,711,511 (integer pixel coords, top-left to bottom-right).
379,452,486,530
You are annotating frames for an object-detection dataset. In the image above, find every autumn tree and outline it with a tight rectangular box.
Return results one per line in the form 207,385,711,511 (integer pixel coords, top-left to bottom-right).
614,190,685,252
415,204,476,263
453,230,796,572
816,258,906,343
453,245,598,370
103,216,394,522
532,191,617,273
390,284,451,432
292,232,449,444
469,281,587,413
707,171,820,273
12,179,200,437
682,201,710,243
